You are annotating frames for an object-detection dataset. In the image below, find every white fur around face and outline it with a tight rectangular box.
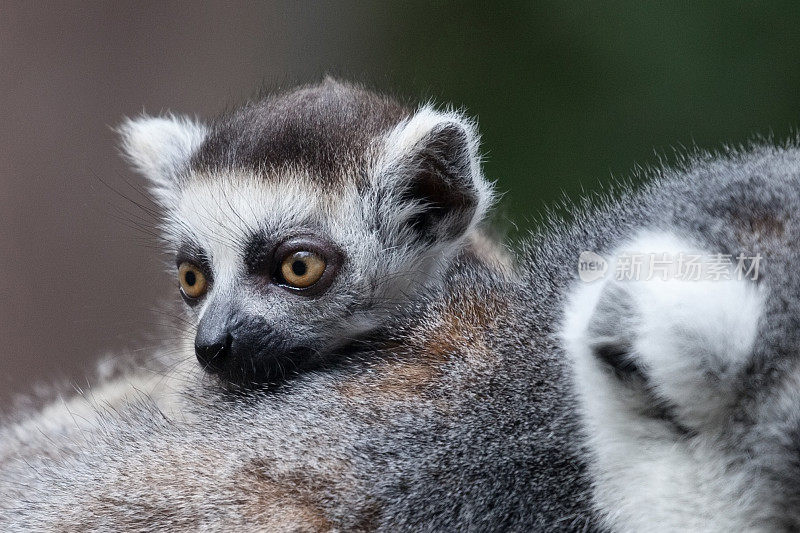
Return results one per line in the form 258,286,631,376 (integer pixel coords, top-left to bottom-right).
562,231,767,532
118,114,207,203
170,171,332,313
167,169,463,338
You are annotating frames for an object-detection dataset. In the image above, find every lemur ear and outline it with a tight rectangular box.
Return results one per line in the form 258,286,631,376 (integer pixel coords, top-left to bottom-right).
563,232,764,431
117,114,206,203
378,107,493,244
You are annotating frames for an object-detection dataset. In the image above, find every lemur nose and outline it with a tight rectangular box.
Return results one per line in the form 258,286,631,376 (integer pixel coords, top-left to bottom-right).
195,304,234,373
195,332,232,373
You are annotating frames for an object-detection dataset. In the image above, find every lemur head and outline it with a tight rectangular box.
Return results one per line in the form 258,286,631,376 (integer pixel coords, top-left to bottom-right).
119,79,493,385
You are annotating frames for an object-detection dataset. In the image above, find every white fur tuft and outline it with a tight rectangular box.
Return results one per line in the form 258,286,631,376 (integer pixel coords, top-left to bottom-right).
378,105,494,233
117,114,207,203
562,231,767,532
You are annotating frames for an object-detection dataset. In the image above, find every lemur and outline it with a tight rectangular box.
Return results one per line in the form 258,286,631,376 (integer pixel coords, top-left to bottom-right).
0,80,596,530
5,82,800,531
117,78,506,386
560,145,800,532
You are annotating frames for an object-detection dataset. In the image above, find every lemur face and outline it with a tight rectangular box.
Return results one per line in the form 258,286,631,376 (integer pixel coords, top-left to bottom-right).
119,80,492,385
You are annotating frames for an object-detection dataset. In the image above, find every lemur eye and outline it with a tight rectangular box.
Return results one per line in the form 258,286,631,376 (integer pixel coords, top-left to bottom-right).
178,262,208,300
269,237,342,295
280,251,326,288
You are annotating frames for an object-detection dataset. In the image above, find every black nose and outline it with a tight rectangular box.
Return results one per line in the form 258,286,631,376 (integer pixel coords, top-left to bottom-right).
193,303,294,382
195,332,232,372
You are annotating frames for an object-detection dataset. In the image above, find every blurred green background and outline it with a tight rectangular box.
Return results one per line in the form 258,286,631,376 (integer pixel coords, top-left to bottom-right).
2,1,800,399
372,1,800,232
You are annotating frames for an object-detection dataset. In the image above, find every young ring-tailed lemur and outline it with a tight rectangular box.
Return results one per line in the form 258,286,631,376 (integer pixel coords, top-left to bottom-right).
119,78,505,386
1,81,596,530
5,82,800,531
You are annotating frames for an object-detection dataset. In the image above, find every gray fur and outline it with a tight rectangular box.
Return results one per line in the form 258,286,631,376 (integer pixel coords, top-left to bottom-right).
561,142,800,531
4,82,800,531
0,255,595,531
0,81,595,531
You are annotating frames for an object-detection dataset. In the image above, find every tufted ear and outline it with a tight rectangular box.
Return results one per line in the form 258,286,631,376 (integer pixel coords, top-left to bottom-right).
117,114,207,204
377,107,493,247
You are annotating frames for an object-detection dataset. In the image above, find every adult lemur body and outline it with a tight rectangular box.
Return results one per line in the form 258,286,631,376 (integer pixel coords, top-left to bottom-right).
5,80,800,531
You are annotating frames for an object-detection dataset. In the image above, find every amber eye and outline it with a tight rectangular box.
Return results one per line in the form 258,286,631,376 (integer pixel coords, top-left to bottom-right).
280,251,327,289
178,262,208,299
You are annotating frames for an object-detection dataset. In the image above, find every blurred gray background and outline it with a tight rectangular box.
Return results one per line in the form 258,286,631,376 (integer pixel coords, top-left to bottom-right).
2,1,800,401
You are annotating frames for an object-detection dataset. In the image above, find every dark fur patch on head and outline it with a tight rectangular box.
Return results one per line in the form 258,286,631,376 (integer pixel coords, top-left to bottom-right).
192,78,410,184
